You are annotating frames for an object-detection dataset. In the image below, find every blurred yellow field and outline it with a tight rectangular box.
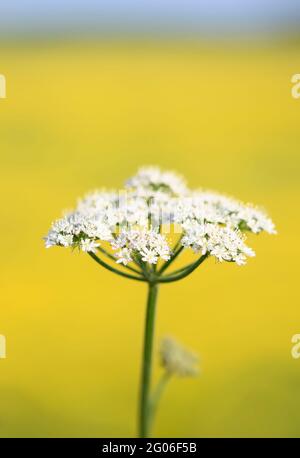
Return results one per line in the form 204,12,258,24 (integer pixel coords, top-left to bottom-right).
0,39,299,437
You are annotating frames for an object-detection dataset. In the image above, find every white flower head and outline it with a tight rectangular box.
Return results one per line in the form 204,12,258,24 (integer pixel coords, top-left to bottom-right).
113,227,171,266
126,166,188,197
160,337,199,377
44,165,275,268
181,222,255,265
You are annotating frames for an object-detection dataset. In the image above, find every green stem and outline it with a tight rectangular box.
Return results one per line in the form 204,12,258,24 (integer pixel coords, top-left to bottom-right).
164,259,200,277
139,282,159,437
158,245,184,275
159,253,209,283
134,256,151,280
97,246,142,275
88,252,146,282
148,372,171,432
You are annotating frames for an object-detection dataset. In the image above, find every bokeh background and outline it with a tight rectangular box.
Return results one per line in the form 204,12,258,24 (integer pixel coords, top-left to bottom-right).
0,0,300,438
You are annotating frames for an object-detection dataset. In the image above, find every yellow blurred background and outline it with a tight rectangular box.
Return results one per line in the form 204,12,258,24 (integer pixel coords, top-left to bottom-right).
0,38,299,437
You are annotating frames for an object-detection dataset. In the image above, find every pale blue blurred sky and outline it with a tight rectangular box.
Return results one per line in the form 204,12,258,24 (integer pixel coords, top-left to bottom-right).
0,0,299,36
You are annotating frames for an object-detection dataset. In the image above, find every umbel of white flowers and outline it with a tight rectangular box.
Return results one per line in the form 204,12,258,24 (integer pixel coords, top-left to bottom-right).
44,166,275,438
45,166,276,270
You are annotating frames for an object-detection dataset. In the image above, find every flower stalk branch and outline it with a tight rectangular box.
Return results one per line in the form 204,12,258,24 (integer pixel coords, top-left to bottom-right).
88,252,146,282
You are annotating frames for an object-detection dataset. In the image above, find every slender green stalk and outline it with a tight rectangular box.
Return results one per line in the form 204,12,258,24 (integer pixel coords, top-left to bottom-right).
163,263,191,277
134,255,151,280
159,253,209,283
158,235,183,274
158,245,184,275
88,252,146,282
163,257,206,277
139,282,159,437
90,247,208,437
97,246,142,275
148,371,171,432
